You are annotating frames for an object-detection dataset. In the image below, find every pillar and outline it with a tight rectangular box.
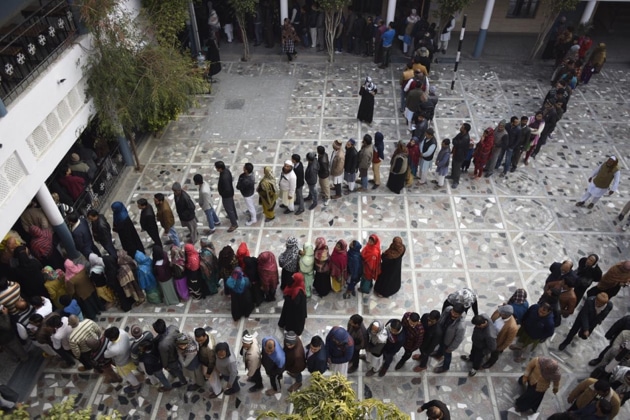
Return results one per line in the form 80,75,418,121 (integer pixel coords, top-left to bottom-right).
117,135,134,166
36,185,80,260
0,99,7,117
472,0,495,58
280,0,289,24
386,0,397,25
188,1,201,56
580,0,597,24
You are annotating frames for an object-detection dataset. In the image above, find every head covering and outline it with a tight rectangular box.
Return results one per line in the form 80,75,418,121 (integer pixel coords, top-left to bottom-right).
64,259,84,280
284,160,294,167
71,153,80,163
228,266,248,294
236,242,250,269
538,356,561,383
130,324,143,339
284,272,306,299
382,237,405,260
184,243,200,271
257,251,279,292
284,330,297,345
299,243,315,273
242,331,254,344
176,333,189,345
306,152,316,161
596,293,609,304
333,139,342,149
330,239,348,279
111,201,129,224
42,265,59,281
498,305,514,317
419,47,429,57
172,182,182,191
509,289,528,305
89,253,105,269
361,234,382,279
314,237,329,266
364,76,376,92
348,138,356,146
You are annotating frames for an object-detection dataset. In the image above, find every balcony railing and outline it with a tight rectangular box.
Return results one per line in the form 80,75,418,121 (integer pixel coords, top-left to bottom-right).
0,0,79,105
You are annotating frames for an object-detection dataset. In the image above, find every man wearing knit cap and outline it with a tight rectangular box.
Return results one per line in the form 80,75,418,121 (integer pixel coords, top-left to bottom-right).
68,314,102,371
576,156,620,209
343,139,358,194
279,160,297,214
283,331,306,392
330,139,345,199
171,182,198,244
559,292,612,351
240,330,263,392
482,305,518,369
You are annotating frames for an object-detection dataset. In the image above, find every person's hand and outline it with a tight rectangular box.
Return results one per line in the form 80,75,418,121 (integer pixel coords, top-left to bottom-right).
224,385,231,391
553,387,558,394
417,407,425,413
522,375,528,384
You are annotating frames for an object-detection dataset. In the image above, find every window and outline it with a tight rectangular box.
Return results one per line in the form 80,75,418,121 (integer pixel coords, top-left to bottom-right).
507,0,540,19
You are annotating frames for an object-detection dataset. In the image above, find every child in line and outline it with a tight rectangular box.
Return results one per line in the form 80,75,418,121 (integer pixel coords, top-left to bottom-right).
59,294,84,321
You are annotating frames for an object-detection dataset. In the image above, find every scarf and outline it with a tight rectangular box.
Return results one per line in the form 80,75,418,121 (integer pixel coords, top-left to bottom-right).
508,288,528,305
538,356,561,383
477,128,494,156
279,236,300,272
218,246,237,279
330,239,348,278
313,237,330,272
263,337,285,368
361,234,382,279
111,201,129,224
364,76,377,93
29,225,52,259
184,244,200,271
284,272,306,299
258,167,278,208
89,253,105,269
228,267,248,294
236,242,250,270
382,237,405,260
257,251,279,292
64,259,84,280
299,244,314,273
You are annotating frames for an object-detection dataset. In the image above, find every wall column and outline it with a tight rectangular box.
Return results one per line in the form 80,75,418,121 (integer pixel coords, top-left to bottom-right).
117,135,134,166
280,0,289,24
0,99,7,118
580,0,597,24
36,185,80,260
472,0,495,58
386,0,397,25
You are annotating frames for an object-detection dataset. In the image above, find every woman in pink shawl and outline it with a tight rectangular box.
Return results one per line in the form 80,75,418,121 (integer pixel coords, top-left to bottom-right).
257,251,279,302
330,239,348,293
64,258,102,319
184,244,202,300
313,237,331,297
472,127,494,178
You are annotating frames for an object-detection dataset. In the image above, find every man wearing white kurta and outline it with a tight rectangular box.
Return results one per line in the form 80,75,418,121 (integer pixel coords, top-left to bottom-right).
418,128,438,184
279,160,297,213
576,156,620,209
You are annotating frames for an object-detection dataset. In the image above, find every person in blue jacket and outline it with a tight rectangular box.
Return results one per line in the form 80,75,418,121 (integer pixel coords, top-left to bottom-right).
325,325,354,376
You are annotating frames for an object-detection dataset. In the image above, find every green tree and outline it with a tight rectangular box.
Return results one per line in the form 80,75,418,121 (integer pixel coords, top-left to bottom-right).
141,0,190,47
319,0,351,63
529,0,580,59
229,0,257,61
256,373,410,419
0,395,120,419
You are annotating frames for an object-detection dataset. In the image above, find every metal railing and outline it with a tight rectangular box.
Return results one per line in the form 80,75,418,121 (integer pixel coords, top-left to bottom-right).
0,0,78,105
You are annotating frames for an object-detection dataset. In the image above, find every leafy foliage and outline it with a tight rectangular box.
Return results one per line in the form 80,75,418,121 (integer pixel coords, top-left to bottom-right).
319,0,351,63
433,0,474,38
141,0,190,47
256,373,410,419
229,0,257,61
529,0,580,59
0,395,120,419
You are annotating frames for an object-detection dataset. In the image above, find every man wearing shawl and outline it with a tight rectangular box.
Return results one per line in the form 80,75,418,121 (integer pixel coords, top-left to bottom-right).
576,156,620,209
262,336,285,396
257,166,278,222
513,356,561,413
87,210,117,259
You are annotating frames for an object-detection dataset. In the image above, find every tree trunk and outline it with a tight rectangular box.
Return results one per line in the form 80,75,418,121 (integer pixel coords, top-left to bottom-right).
127,131,143,172
237,14,249,61
325,11,336,63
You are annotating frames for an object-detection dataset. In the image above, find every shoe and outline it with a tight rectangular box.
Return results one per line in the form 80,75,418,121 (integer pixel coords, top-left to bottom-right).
343,292,350,299
575,201,585,207
265,217,275,222
395,360,405,370
618,214,624,222
245,220,255,226
324,199,330,206
214,221,221,226
484,172,493,177
499,172,506,178
587,203,594,209
468,369,477,377
332,195,342,200
559,341,568,351
510,167,516,173
124,385,141,394
284,209,293,214
433,367,448,373
206,229,216,235
460,355,470,361
413,365,427,373
224,388,239,395
412,354,421,361
451,183,458,188
248,384,263,392
434,186,442,190
288,382,302,392
371,184,379,189
304,197,312,202
279,204,287,208
623,225,629,231
158,386,172,392
207,392,220,398
442,49,446,54
481,363,493,369
227,225,238,232
265,388,277,396
308,203,317,210
369,180,375,184
348,364,358,374
295,209,304,215
366,368,376,377
588,358,602,366
378,367,388,377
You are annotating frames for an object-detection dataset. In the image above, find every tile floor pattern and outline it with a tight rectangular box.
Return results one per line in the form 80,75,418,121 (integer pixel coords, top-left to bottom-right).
24,60,630,419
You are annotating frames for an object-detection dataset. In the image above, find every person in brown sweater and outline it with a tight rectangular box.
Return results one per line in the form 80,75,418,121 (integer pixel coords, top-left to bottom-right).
283,331,306,392
514,356,561,413
587,260,630,299
567,378,620,419
544,277,577,318
483,304,519,369
153,193,181,247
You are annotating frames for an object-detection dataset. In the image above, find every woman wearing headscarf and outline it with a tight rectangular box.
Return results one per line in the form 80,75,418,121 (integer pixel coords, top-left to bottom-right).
218,245,238,295
472,127,495,178
64,258,102,319
345,240,363,299
299,243,315,298
29,225,64,269
100,254,134,312
581,42,606,84
387,141,409,194
257,166,278,222
184,244,202,300
278,236,300,290
257,251,279,302
117,250,145,306
514,356,561,413
313,237,331,297
278,272,307,335
215,342,240,394
236,242,250,270
330,239,348,293
134,250,161,304
169,246,188,301
243,255,263,306
372,131,385,188
360,234,382,293
357,76,378,124
152,244,178,305
88,253,117,306
42,266,67,309
199,238,219,296
13,245,48,299
374,237,406,298
110,202,144,258
226,267,254,321
574,254,602,303
523,112,545,166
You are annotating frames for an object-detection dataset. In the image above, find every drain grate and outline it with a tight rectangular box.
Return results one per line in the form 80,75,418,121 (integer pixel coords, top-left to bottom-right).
225,98,245,110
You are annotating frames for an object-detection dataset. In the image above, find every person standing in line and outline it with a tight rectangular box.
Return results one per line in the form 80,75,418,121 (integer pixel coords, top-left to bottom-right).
365,320,387,376
513,356,561,414
67,213,100,259
378,319,406,377
236,163,257,226
586,260,630,299
152,319,187,387
262,336,285,396
171,183,198,244
371,132,384,189
193,174,220,235
482,305,518,369
240,331,263,392
413,310,442,373
214,161,238,232
325,325,354,376
278,272,308,336
346,314,367,373
86,210,118,258
509,302,555,362
215,342,241,395
257,167,278,222
357,134,373,192
433,138,451,190
343,139,359,194
136,199,161,247
433,304,466,373
283,331,306,392
576,156,620,210
330,140,346,199
378,22,395,69
279,160,297,214
304,152,319,210
396,312,424,370
448,123,471,189
291,154,305,215
306,335,328,374
317,146,331,205
153,193,181,247
558,292,612,351
418,128,437,185
438,16,455,54
460,314,497,376
103,326,142,394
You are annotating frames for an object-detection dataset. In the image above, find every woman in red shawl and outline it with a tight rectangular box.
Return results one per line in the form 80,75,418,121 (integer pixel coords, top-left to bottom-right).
472,127,494,178
313,237,331,297
184,244,202,300
361,234,382,292
330,239,348,293
278,272,307,335
257,251,279,302
236,242,250,270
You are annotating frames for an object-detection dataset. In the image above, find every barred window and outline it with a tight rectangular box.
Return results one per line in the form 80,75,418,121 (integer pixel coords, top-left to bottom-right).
507,0,540,19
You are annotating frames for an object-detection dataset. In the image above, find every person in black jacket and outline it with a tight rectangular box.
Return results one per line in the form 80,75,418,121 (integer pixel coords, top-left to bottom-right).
236,163,257,226
136,199,161,247
413,310,442,372
171,182,198,245
418,399,451,419
304,152,319,210
87,210,116,258
317,146,330,206
68,212,101,259
306,335,328,374
291,154,305,215
448,123,471,189
137,341,172,392
589,314,630,366
379,319,406,377
152,319,187,386
498,116,521,177
215,161,238,232
343,139,359,194
559,293,612,351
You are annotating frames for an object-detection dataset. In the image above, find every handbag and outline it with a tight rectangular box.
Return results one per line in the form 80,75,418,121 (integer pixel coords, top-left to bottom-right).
359,277,373,294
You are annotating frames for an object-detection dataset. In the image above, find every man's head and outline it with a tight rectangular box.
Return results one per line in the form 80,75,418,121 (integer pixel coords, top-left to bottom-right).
87,209,99,221
152,318,166,334
154,193,165,205
586,254,599,267
290,155,300,166
471,315,488,328
537,302,552,317
244,163,254,174
426,128,435,139
193,174,204,185
510,116,519,126
606,156,618,167
171,182,182,197
214,161,226,172
461,123,471,133
451,304,465,319
309,335,323,353
333,139,342,150
594,380,611,397
560,260,573,274
68,315,80,328
369,321,381,334
427,310,441,326
104,326,120,341
441,138,450,148
241,330,253,349
388,319,403,334
497,120,506,132
426,406,445,420
349,314,363,329
363,134,372,146
498,304,514,319
595,292,609,308
407,312,420,327
520,116,529,126
317,145,325,155
346,138,356,149
136,198,148,209
264,339,276,354
282,160,294,174
66,212,79,224
284,331,298,349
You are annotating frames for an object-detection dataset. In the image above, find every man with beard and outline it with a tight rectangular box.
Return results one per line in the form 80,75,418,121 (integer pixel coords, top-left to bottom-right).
291,154,305,215
279,160,297,214
136,199,161,246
